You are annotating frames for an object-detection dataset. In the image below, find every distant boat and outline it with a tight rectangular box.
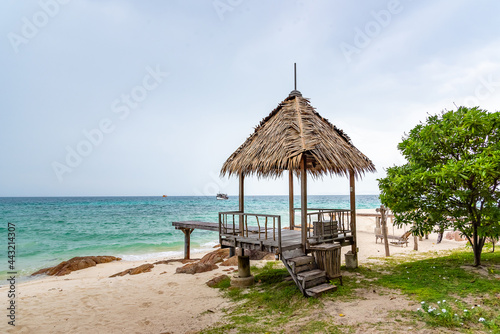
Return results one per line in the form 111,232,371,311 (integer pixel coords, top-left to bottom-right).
162,195,167,198
216,193,228,200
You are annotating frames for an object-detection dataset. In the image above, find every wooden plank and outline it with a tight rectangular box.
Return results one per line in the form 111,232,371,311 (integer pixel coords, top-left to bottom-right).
173,221,267,233
173,221,219,231
303,276,327,289
289,170,294,230
297,269,325,281
357,213,395,218
287,255,315,266
308,243,340,251
239,173,244,236
349,170,357,258
294,263,317,274
306,283,337,297
301,156,307,252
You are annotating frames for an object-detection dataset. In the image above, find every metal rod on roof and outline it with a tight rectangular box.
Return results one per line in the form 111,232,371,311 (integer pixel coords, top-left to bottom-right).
294,63,297,90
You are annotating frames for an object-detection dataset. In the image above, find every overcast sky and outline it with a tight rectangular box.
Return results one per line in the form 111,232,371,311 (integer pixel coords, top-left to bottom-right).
1,0,499,197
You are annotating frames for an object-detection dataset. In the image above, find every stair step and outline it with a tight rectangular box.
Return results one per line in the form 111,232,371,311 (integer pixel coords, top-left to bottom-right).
297,269,326,281
282,248,304,259
294,263,317,274
306,283,337,297
303,276,327,289
287,256,314,266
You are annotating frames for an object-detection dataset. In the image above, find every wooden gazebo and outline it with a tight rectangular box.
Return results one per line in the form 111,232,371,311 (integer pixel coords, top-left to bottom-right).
217,85,375,296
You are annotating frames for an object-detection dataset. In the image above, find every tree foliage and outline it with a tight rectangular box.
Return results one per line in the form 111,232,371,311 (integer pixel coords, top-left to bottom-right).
378,107,500,266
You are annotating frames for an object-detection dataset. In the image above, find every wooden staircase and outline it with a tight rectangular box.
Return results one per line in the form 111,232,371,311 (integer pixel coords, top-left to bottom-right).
281,248,337,297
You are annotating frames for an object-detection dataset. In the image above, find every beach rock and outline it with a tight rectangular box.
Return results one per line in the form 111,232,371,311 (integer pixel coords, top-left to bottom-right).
176,262,218,274
245,250,275,260
199,248,230,265
206,274,229,287
154,258,198,265
220,256,238,266
31,256,121,276
110,264,155,277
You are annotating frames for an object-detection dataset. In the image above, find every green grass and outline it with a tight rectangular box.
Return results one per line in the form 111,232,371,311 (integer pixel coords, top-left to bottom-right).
203,250,500,334
371,249,500,332
375,252,499,300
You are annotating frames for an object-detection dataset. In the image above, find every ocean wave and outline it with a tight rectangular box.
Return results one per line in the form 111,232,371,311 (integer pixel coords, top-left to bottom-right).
120,250,183,261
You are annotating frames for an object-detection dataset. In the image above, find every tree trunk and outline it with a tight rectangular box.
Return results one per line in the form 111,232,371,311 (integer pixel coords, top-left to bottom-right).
473,243,482,267
472,222,482,267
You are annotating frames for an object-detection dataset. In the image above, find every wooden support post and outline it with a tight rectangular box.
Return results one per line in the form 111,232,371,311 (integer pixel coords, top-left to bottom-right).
349,170,357,257
181,228,194,259
344,170,358,269
300,155,307,253
289,169,294,230
233,173,244,257
237,256,251,278
413,223,418,251
239,172,244,236
378,205,390,257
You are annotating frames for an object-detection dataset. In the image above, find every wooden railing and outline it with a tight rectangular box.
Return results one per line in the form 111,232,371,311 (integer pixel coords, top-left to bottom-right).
218,211,282,250
293,208,352,239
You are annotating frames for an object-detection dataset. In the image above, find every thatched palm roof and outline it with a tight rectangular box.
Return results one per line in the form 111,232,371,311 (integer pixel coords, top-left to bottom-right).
220,91,376,178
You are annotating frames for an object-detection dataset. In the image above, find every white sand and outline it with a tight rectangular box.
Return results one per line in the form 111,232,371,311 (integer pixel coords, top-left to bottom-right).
1,209,468,334
351,209,468,263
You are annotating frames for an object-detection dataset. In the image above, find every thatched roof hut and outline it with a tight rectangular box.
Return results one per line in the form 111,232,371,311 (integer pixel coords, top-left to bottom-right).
221,90,375,178
220,87,375,264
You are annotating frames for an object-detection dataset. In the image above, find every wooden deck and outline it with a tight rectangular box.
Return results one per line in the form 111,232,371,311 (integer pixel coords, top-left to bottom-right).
174,219,353,297
172,220,354,256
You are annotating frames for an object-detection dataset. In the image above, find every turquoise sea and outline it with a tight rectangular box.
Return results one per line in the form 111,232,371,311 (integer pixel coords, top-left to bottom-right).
0,195,380,281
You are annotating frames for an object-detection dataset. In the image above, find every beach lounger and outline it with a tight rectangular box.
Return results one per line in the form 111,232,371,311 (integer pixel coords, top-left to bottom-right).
375,230,411,247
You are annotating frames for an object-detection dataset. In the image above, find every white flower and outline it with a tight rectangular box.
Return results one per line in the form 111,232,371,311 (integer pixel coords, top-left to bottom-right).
438,301,441,304
442,309,447,313
472,306,475,309
421,301,425,304
454,314,458,317
478,317,485,322
417,308,421,311
442,300,446,303
464,309,468,312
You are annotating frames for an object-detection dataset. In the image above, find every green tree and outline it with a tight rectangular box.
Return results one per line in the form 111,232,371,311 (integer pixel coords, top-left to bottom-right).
378,107,500,266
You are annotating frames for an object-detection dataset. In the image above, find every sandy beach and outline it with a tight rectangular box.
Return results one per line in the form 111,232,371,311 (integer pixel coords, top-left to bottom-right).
2,209,469,334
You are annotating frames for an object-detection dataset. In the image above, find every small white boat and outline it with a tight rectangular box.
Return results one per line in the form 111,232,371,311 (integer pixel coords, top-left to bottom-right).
216,193,228,200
